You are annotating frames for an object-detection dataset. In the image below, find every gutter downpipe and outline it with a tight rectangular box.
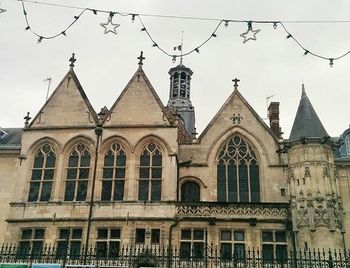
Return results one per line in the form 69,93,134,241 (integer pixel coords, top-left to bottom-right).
84,124,102,264
168,218,180,268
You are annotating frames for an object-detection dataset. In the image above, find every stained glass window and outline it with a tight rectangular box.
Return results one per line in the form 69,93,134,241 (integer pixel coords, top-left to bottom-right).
28,144,56,202
138,142,162,201
101,143,126,201
64,143,91,201
217,135,260,202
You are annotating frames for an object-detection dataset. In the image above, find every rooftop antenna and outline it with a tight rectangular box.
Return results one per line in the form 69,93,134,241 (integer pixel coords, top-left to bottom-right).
44,77,52,101
266,94,274,116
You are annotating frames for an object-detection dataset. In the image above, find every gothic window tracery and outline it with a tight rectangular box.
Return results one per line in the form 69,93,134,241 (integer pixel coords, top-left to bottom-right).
64,143,91,201
138,142,162,201
28,144,56,202
217,135,260,202
101,143,126,201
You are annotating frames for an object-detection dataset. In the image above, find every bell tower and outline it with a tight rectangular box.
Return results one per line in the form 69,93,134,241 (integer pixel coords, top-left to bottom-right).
167,61,196,138
287,85,344,250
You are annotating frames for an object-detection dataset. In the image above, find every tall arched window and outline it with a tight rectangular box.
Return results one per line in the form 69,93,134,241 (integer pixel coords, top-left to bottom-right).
64,143,91,201
346,135,350,155
101,143,126,201
138,142,162,201
181,181,200,202
28,144,56,202
217,135,260,202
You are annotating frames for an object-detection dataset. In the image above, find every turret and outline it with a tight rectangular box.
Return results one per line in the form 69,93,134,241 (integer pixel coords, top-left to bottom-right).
287,85,344,250
167,62,196,139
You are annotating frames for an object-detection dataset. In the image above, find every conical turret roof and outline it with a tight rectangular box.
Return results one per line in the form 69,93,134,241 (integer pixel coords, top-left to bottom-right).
289,85,328,141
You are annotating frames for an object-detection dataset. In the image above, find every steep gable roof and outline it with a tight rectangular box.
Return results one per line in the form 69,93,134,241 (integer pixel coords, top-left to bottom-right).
29,69,98,128
289,85,328,141
198,88,278,142
104,67,173,126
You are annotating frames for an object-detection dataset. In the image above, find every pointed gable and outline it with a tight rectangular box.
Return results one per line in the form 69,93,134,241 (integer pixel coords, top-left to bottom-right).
29,70,97,128
104,68,172,126
289,85,328,141
199,88,278,143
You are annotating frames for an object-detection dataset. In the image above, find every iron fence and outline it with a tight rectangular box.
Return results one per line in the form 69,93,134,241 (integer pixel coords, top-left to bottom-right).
0,243,349,268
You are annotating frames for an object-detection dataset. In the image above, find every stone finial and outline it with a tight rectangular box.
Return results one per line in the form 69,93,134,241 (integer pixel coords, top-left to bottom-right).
137,51,145,67
232,78,240,90
24,112,31,127
69,53,76,69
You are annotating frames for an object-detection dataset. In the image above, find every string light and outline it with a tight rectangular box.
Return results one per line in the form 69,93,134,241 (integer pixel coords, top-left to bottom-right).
240,21,261,43
18,0,350,67
100,13,120,34
172,56,176,63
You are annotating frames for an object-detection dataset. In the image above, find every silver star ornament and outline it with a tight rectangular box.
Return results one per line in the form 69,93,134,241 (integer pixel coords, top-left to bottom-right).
240,26,261,44
100,16,120,35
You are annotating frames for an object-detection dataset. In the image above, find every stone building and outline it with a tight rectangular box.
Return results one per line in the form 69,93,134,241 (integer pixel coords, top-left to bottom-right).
0,53,349,260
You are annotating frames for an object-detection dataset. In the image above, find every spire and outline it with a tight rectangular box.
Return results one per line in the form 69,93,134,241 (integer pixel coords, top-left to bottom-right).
289,84,328,141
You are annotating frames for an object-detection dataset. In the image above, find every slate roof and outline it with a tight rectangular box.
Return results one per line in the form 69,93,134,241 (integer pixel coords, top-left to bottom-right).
289,85,328,141
0,128,22,150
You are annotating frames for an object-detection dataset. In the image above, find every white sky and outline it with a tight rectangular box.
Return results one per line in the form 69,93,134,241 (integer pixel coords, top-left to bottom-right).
1,0,350,138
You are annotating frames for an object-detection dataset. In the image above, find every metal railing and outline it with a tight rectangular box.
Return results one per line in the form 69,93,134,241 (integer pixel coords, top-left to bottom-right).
0,243,349,268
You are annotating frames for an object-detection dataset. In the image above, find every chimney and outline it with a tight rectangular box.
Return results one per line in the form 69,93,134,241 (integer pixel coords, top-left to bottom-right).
268,102,283,138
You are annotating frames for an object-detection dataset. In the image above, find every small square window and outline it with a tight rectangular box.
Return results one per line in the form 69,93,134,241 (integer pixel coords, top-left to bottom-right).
221,230,231,241
234,231,244,241
181,229,192,240
262,231,273,242
34,229,45,239
72,229,82,239
59,229,70,239
275,231,286,242
21,229,32,240
193,229,204,240
110,229,120,239
98,229,108,239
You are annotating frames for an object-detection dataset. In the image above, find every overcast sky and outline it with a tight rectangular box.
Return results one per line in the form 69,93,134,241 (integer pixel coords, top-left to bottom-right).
1,0,350,138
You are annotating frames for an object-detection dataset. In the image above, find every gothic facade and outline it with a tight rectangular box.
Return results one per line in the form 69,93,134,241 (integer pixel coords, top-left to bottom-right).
1,54,350,260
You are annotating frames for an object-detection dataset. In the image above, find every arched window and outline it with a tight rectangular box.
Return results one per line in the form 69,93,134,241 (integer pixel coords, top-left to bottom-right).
138,142,162,201
181,181,200,202
28,144,56,202
64,143,91,201
346,135,350,155
101,143,126,201
217,135,260,202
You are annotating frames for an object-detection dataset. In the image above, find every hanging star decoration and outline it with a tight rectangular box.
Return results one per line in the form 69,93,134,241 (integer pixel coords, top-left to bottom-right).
0,2,7,16
100,12,120,34
240,21,261,43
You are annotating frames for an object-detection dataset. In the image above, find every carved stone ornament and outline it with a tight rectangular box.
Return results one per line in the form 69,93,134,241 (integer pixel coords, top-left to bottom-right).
304,165,311,178
176,203,288,219
323,164,330,177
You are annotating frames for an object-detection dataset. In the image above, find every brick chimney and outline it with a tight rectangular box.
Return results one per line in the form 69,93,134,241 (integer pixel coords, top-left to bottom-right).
268,102,283,138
